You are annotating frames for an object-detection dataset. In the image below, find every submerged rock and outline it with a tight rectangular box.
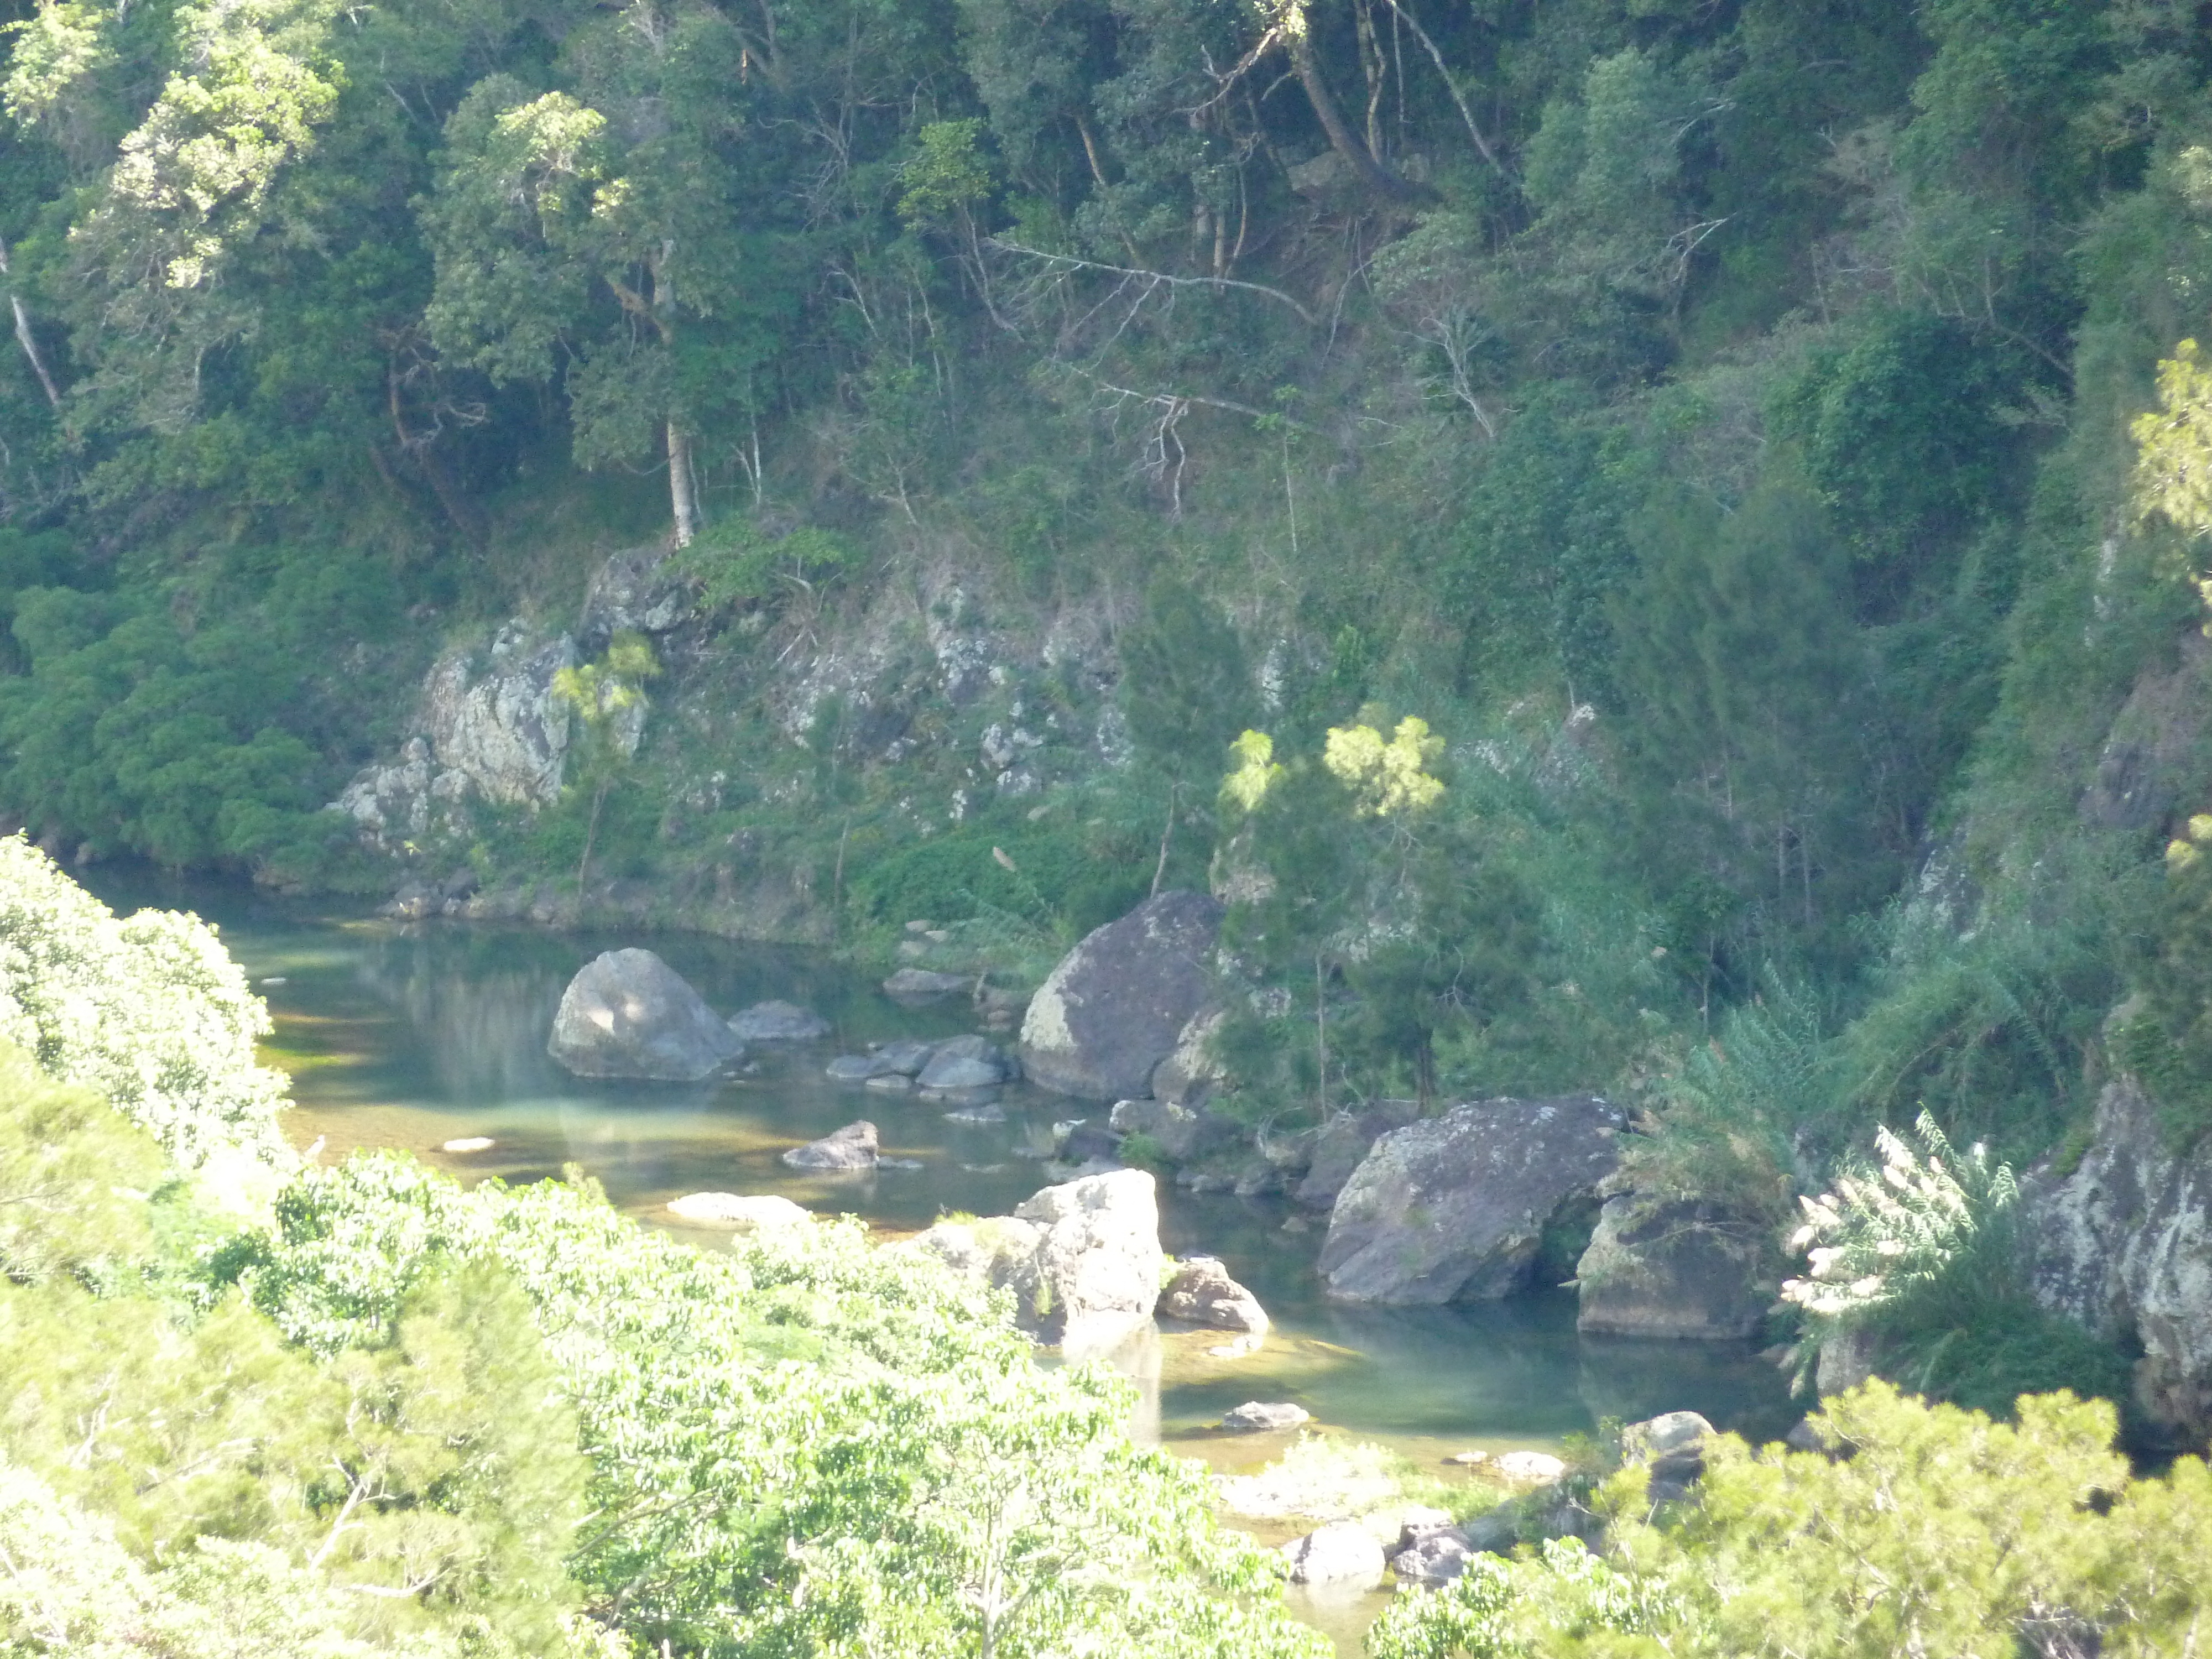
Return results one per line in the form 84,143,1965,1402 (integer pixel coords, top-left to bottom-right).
1158,1256,1269,1334
1280,1521,1385,1589
546,948,744,1082
781,1120,880,1170
729,1000,832,1042
1318,1095,1624,1304
883,968,971,1004
666,1192,812,1230
1019,891,1223,1100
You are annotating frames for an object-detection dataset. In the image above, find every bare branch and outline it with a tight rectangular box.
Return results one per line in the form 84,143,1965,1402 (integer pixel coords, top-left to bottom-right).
986,239,1318,326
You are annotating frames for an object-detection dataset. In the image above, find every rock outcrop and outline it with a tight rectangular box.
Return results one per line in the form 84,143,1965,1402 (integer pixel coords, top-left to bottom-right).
1150,1008,1225,1108
782,1120,880,1170
912,1169,1164,1349
1019,891,1223,1100
546,948,744,1081
335,622,585,849
2030,1071,2212,1441
1108,1095,1239,1162
1573,1193,1771,1340
1318,1095,1625,1305
1157,1256,1269,1333
1391,1522,1477,1585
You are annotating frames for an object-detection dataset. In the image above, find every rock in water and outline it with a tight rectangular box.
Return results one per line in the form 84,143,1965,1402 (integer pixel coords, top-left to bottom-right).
546,948,745,1081
1220,1400,1309,1432
1019,891,1223,1100
883,968,970,1004
729,1000,831,1042
917,1034,1012,1091
912,1168,1164,1349
1392,1525,1477,1585
666,1192,812,1230
1574,1194,1770,1339
1280,1521,1385,1588
1296,1100,1420,1209
1318,1095,1624,1305
782,1121,879,1170
1158,1256,1270,1334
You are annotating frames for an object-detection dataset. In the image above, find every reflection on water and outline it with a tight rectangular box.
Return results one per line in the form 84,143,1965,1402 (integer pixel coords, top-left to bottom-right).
83,867,1798,1541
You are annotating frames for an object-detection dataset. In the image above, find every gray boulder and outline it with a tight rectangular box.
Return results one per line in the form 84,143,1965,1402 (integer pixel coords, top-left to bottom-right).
1621,1411,1713,1502
1280,1521,1385,1589
730,1000,832,1042
781,1120,879,1170
1392,1525,1476,1586
547,949,744,1082
827,1052,899,1082
1150,1008,1225,1108
1574,1194,1770,1340
1109,1095,1241,1162
1019,891,1223,1100
1158,1256,1270,1334
2029,1070,2212,1441
911,1169,1164,1349
884,968,971,1004
918,1035,1013,1091
1319,1095,1625,1305
1296,1100,1420,1209
1220,1400,1309,1432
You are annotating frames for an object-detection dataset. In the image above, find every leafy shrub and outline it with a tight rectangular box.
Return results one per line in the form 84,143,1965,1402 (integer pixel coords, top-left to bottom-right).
1376,1383,2212,1658
0,837,288,1167
1780,1114,2127,1414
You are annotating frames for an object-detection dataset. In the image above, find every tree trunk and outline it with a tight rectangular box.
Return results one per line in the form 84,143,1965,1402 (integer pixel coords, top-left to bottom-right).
0,240,61,410
666,420,698,546
1284,6,1420,202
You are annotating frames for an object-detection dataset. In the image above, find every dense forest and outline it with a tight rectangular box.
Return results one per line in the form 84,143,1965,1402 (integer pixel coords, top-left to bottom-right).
9,0,2212,1645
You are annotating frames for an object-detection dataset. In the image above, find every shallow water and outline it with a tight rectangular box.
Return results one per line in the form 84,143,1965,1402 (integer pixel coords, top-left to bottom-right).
87,867,1797,1653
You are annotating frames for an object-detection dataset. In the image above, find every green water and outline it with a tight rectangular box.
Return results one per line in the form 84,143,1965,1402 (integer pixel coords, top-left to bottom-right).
86,867,1795,1649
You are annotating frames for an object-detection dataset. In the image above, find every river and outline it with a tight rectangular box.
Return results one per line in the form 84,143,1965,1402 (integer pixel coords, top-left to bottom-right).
87,867,1796,1653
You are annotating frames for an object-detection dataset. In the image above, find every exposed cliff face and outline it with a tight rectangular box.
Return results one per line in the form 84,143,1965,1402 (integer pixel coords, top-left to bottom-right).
2030,1072,2212,1443
333,622,580,848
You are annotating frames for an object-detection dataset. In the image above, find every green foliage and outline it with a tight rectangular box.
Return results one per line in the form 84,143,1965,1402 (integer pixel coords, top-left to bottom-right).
848,811,1153,940
0,836,289,1167
0,1041,163,1285
1374,1383,2212,1659
670,516,860,613
1779,1114,2127,1414
1119,573,1256,788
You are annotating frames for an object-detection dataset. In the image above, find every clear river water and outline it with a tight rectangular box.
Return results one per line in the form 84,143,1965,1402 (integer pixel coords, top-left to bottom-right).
86,867,1797,1652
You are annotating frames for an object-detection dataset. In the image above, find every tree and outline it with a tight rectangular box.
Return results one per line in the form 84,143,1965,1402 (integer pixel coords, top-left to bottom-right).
547,630,659,890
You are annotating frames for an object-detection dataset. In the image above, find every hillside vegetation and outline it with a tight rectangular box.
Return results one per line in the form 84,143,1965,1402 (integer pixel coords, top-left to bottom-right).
6,0,2212,1404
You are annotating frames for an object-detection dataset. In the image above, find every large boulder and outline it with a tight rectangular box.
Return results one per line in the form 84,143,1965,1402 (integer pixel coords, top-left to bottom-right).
1318,1095,1625,1305
547,949,744,1081
1019,891,1223,1100
912,1169,1164,1349
1574,1193,1771,1340
1150,1008,1226,1108
1295,1100,1420,1209
2029,1071,2212,1441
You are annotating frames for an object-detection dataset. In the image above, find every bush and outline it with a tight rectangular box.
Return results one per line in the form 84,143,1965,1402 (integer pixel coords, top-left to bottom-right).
0,837,289,1167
